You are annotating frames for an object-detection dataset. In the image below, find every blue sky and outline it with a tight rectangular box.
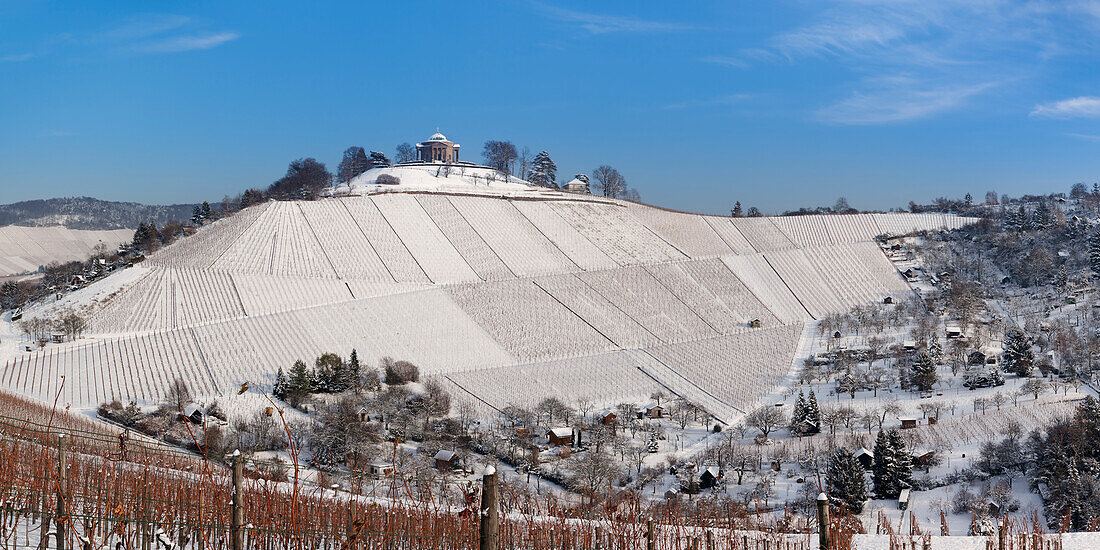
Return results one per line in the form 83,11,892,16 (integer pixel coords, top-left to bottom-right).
3,1,1100,214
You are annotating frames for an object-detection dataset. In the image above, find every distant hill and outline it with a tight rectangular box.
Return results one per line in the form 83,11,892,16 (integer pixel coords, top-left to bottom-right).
0,197,197,230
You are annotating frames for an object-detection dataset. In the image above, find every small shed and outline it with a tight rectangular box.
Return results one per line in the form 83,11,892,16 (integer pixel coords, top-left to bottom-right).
355,406,370,422
902,340,917,352
967,350,987,366
855,448,874,470
599,410,617,425
883,296,894,305
699,466,722,489
547,427,574,446
180,404,205,424
898,488,911,510
640,404,664,419
833,331,842,339
749,318,763,328
987,501,1002,517
368,462,394,478
945,325,963,339
50,333,64,344
912,450,935,467
433,449,459,470
899,417,917,430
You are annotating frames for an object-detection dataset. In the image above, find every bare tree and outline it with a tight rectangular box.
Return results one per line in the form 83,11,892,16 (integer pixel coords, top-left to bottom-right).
166,377,192,412
745,406,787,439
592,165,627,198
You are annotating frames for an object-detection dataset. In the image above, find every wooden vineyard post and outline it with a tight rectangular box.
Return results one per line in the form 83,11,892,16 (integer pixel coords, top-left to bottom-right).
816,493,829,550
56,434,67,550
141,469,151,550
646,518,655,550
479,466,499,550
231,451,244,550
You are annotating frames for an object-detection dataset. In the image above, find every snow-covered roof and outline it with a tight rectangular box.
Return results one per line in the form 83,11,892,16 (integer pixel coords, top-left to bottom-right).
433,449,456,461
182,404,205,417
703,465,720,478
549,427,572,438
855,448,873,457
566,177,587,187
426,131,448,142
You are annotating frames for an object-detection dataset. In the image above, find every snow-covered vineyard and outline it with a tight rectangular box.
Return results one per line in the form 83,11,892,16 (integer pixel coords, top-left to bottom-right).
2,187,973,420
0,225,132,277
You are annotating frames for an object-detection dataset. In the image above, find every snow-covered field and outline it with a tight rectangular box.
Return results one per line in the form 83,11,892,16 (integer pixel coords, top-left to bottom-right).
0,185,975,427
0,225,132,277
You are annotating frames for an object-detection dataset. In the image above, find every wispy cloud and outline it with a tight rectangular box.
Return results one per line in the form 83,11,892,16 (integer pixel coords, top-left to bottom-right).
96,14,191,42
1066,132,1100,142
700,55,751,69
0,53,35,62
136,32,239,53
706,1,1100,124
537,4,695,34
663,94,752,110
817,77,999,125
1031,96,1100,119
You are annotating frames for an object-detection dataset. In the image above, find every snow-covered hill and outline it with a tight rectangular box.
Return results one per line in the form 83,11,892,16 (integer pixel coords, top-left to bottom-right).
0,177,977,422
0,225,133,277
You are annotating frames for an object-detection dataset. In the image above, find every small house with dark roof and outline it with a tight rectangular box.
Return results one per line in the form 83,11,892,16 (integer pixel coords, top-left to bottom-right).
855,448,874,470
180,404,206,424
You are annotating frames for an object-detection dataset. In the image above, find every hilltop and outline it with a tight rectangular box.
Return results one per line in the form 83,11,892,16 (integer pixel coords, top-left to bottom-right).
0,197,196,230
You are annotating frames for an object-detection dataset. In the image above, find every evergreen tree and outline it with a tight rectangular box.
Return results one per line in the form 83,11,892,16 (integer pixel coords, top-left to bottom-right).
731,201,743,217
1089,230,1100,279
790,391,807,435
871,430,895,498
1004,208,1019,232
1033,201,1053,230
1,281,19,310
273,367,287,400
346,349,362,393
1003,328,1034,377
287,359,313,405
964,193,973,207
911,351,937,392
804,390,821,434
1056,264,1068,291
527,151,558,188
1017,206,1030,231
888,428,913,490
369,151,391,167
191,205,203,225
928,333,943,364
827,448,868,513
201,201,212,221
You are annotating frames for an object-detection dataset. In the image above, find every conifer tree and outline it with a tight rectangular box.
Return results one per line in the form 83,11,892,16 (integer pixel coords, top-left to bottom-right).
527,151,558,188
928,333,943,364
1056,264,1068,291
827,448,868,513
871,430,894,498
805,390,821,434
287,359,313,405
346,349,362,393
888,428,913,490
790,391,807,435
1090,230,1100,279
911,351,937,392
964,193,973,207
273,367,287,400
1003,328,1034,377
